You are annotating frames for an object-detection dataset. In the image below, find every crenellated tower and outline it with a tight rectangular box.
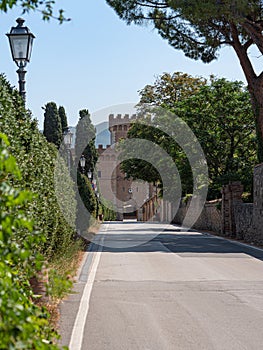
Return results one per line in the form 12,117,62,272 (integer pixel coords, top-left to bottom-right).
109,113,137,145
97,113,150,220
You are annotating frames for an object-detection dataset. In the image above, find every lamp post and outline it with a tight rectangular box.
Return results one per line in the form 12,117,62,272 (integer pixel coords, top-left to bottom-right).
6,18,35,102
63,128,73,171
80,154,86,173
95,190,100,220
87,169,93,182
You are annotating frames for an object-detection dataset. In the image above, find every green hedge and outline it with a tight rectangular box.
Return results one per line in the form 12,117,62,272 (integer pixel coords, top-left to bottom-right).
0,74,76,258
0,134,62,349
76,172,97,233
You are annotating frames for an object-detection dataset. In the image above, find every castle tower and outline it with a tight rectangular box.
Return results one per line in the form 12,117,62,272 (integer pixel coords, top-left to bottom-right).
109,113,136,145
96,114,150,220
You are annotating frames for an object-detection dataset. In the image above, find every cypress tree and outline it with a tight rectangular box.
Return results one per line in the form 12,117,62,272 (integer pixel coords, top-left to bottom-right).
43,102,62,148
75,109,99,233
75,109,98,174
58,105,68,133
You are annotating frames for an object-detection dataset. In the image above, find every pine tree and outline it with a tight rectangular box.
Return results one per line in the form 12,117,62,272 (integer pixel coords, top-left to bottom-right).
43,102,62,148
106,0,263,161
58,106,68,133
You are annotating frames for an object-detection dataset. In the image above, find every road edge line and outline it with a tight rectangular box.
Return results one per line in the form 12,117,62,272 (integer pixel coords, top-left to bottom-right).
68,232,105,350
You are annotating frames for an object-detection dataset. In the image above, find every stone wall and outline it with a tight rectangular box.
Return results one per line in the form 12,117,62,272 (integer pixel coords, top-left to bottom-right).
250,163,263,244
234,203,254,240
233,164,263,245
173,200,222,233
221,182,243,237
173,165,263,244
143,164,263,242
195,201,222,233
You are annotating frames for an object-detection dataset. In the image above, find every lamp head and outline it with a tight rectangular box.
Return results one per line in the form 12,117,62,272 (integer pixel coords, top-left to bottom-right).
6,18,35,67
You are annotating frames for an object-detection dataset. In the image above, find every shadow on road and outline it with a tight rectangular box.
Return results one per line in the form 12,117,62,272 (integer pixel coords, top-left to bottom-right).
88,228,263,262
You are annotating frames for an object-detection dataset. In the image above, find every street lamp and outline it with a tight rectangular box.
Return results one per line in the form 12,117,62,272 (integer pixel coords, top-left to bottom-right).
6,18,35,102
95,191,100,220
87,169,93,181
64,127,73,148
80,154,86,173
63,128,73,171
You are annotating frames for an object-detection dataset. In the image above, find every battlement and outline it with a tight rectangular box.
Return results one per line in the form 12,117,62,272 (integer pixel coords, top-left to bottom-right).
109,113,137,128
98,144,111,150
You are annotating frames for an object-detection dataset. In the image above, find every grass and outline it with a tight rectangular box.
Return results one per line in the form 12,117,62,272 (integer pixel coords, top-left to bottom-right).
43,221,102,329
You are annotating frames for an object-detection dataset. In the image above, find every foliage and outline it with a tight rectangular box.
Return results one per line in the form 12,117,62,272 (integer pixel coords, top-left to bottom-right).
120,74,257,199
0,133,61,349
0,74,76,259
139,72,206,108
174,77,257,197
76,172,97,234
43,102,62,148
106,0,263,161
58,106,68,133
47,239,83,300
0,0,70,23
107,0,262,62
74,109,99,233
46,269,73,300
75,109,98,175
101,198,117,221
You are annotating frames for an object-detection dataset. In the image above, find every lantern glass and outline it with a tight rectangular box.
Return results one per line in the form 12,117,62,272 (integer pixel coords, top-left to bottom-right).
7,18,35,66
80,155,86,168
9,35,28,61
88,170,92,179
64,129,73,147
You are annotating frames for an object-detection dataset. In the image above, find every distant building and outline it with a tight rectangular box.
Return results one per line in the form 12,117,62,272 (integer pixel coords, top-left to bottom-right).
96,114,151,220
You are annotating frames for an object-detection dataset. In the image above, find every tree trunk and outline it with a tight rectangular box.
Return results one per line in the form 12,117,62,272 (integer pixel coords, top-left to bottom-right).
232,40,263,163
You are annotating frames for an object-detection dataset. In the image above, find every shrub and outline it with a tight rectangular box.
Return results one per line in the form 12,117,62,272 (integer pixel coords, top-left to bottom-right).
0,133,61,349
0,74,76,259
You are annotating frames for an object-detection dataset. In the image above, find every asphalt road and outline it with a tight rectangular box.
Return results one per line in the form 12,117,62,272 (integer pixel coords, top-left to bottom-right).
59,222,263,350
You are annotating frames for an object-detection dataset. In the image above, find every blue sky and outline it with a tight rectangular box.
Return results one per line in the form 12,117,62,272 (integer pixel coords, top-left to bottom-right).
0,0,262,127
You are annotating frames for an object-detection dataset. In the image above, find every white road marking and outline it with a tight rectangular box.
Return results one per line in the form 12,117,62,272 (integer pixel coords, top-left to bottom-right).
69,233,105,350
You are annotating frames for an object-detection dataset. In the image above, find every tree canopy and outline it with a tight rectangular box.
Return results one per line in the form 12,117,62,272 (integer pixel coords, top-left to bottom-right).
75,109,99,233
58,105,68,133
106,0,263,63
120,73,257,199
75,109,98,175
107,0,263,161
0,0,69,22
43,101,62,148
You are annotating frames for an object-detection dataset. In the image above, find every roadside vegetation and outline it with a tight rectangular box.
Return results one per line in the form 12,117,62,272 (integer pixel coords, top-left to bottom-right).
0,74,94,348
121,73,257,200
0,133,61,348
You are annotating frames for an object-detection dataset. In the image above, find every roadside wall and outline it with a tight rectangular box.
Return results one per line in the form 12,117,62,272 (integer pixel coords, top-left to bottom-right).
234,203,254,240
173,199,222,233
143,164,263,243
250,163,263,244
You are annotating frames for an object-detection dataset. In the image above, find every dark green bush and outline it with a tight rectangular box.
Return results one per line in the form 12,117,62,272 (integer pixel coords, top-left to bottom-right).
0,133,62,349
76,172,97,234
0,74,76,258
